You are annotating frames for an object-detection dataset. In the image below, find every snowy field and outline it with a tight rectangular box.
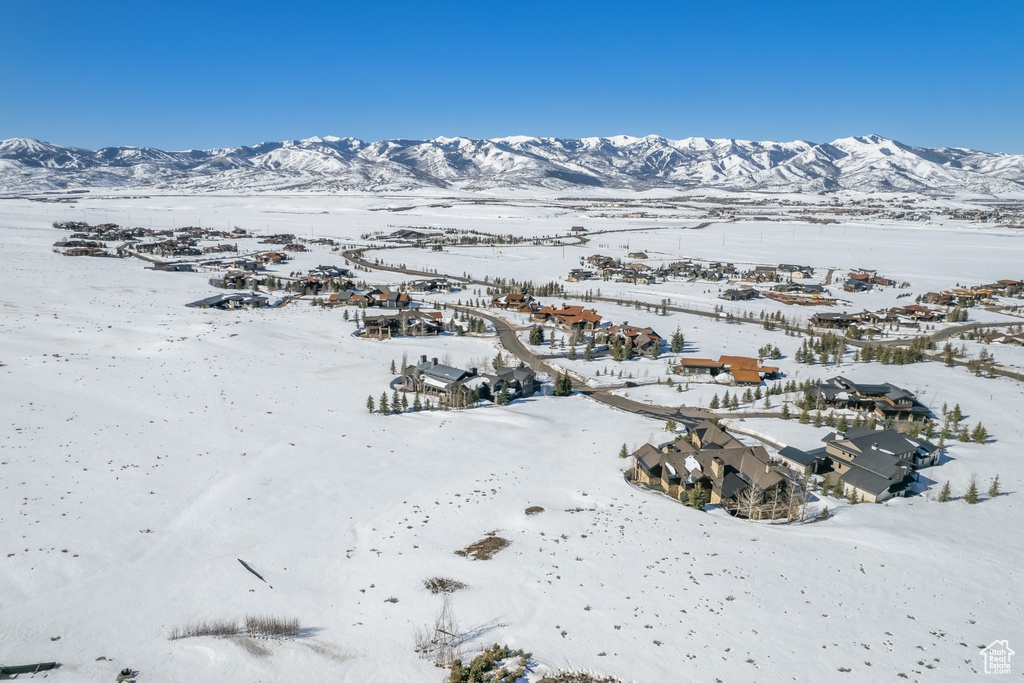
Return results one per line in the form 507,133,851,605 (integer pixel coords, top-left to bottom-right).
2,192,1023,682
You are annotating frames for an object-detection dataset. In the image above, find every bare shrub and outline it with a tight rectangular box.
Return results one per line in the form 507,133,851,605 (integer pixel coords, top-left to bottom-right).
525,506,545,516
423,577,468,594
245,614,300,639
540,674,625,683
167,619,239,640
414,594,462,667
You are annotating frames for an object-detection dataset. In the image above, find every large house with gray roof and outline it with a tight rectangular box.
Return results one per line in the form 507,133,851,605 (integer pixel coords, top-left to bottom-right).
809,376,931,422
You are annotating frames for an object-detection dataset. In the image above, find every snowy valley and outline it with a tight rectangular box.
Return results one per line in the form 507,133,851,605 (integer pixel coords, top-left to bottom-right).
1,186,1024,682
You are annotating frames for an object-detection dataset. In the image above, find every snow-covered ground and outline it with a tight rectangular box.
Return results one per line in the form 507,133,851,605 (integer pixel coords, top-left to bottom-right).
2,193,1023,682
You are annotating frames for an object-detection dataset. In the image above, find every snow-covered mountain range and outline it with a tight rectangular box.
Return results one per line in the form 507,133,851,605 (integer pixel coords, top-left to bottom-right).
3,133,1024,195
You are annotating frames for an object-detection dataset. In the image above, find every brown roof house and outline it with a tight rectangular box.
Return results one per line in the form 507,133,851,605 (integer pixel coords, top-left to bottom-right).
632,421,799,519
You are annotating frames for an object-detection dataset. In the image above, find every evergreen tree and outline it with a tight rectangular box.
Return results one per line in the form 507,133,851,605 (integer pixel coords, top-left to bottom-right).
722,391,731,409
688,486,707,510
367,395,375,413
964,476,979,504
938,481,951,502
780,403,791,420
754,386,763,401
731,394,740,410
618,443,629,459
380,391,390,416
401,393,409,411
496,387,512,405
623,335,635,360
818,506,830,520
709,393,721,410
413,393,422,411
971,422,988,444
846,485,859,504
391,389,402,414
799,407,810,424
568,345,577,360
389,359,396,374
837,415,849,432
584,339,594,361
988,475,1001,498
957,426,970,442
821,475,832,496
529,325,545,345
670,328,685,353
813,411,823,428
554,372,573,396
665,418,677,433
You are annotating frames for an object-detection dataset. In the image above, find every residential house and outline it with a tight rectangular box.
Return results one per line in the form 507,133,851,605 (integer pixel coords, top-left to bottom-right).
491,292,536,312
402,356,478,403
890,304,945,323
843,278,873,293
604,323,662,356
810,312,860,330
720,288,759,301
533,304,603,332
627,251,648,259
776,446,827,475
567,269,595,282
363,310,442,339
632,421,797,519
819,427,937,502
480,366,538,401
777,264,814,280
408,278,452,293
808,376,931,422
673,356,777,384
186,293,268,310
675,358,726,377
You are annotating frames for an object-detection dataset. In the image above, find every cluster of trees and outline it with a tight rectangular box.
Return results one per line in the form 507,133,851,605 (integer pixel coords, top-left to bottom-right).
937,475,999,504
454,311,486,335
794,332,846,365
857,342,927,365
946,306,969,322
608,335,635,361
757,343,782,360
367,388,482,414
936,402,988,445
485,278,565,297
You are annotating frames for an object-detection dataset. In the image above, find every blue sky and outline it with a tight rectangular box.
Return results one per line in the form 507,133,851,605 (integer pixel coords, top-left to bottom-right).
2,0,1022,152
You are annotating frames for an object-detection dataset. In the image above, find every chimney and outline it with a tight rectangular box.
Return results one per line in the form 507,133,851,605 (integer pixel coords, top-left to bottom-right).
766,463,771,473
420,355,427,364
470,367,477,376
431,357,438,366
711,456,724,478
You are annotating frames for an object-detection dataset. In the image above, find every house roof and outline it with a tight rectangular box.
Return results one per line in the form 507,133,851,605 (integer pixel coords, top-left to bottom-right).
678,358,724,368
825,428,937,460
413,361,472,383
777,446,826,468
840,459,908,496
691,420,744,449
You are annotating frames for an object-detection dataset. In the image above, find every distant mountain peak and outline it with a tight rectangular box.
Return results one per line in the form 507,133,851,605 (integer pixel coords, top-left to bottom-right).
1,134,1022,196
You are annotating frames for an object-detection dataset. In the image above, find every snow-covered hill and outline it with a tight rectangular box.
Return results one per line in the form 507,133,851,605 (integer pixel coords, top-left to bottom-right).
2,133,1024,195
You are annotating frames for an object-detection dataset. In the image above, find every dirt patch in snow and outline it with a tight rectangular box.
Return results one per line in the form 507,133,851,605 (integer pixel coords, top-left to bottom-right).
455,534,510,561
